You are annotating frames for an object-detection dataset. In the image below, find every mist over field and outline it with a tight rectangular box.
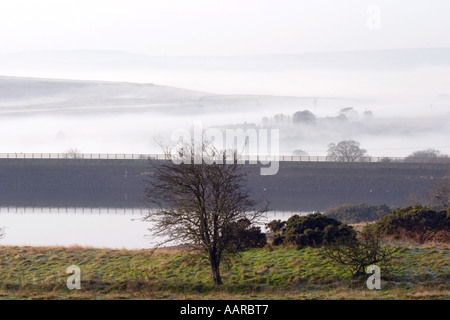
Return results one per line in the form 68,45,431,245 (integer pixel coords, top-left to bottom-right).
0,48,449,157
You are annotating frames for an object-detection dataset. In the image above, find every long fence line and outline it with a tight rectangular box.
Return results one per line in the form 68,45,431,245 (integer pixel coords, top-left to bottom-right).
0,206,302,218
0,152,449,163
0,206,146,215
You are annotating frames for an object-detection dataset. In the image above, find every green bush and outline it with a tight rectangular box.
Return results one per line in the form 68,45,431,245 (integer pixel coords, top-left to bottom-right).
325,203,391,224
374,205,450,243
268,213,356,248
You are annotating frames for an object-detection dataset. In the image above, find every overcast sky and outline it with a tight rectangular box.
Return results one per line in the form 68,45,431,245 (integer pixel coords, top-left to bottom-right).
1,0,450,56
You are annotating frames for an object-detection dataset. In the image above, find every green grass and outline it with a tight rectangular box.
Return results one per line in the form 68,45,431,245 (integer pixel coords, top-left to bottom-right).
0,244,448,299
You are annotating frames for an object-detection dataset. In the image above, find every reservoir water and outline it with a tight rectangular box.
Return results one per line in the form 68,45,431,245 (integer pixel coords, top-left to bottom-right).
0,208,306,249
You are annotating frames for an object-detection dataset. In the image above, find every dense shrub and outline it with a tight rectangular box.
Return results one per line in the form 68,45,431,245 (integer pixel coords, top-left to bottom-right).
272,235,285,246
266,219,286,236
224,218,267,251
267,213,356,248
325,203,391,224
374,205,450,243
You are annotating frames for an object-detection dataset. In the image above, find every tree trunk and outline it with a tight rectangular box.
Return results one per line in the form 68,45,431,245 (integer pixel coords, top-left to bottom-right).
210,256,222,285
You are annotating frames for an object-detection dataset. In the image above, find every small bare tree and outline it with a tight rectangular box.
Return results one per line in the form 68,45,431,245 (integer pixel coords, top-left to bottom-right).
327,140,367,162
64,148,81,159
323,225,398,278
427,177,450,210
143,142,267,285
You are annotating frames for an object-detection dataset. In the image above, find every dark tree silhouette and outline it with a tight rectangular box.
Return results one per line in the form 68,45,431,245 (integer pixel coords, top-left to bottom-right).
327,140,367,162
293,110,317,123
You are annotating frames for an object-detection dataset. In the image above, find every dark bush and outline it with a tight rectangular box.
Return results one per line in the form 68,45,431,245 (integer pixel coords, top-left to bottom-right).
272,235,284,246
266,219,286,236
375,205,450,243
269,213,356,248
224,218,267,251
325,203,391,224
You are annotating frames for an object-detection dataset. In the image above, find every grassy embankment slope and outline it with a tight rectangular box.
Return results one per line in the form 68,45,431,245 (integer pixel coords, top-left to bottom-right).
0,244,448,299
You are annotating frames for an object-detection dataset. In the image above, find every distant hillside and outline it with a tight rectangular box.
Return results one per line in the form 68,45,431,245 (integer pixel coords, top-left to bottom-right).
0,75,362,116
2,48,449,99
0,76,212,115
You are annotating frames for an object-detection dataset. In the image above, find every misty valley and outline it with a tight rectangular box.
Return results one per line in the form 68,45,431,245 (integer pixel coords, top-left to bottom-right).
0,73,449,158
0,48,449,301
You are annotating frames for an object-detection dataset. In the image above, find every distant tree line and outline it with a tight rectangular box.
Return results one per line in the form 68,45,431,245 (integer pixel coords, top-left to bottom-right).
261,107,449,162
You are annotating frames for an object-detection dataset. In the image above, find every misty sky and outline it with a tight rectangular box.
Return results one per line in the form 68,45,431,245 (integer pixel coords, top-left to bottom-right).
1,0,450,55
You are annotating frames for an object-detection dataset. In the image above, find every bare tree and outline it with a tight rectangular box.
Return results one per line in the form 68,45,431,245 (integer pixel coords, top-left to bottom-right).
408,148,442,158
143,142,267,285
64,148,82,159
427,177,450,209
407,148,450,163
327,140,367,162
323,224,398,278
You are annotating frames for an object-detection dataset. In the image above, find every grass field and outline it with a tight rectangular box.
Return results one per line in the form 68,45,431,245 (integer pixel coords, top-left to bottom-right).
0,244,448,300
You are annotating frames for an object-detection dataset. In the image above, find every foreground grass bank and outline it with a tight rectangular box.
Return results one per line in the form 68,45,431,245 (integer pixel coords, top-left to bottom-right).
0,244,448,299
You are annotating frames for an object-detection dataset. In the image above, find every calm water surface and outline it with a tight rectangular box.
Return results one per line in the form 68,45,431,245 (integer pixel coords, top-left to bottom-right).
0,208,307,249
